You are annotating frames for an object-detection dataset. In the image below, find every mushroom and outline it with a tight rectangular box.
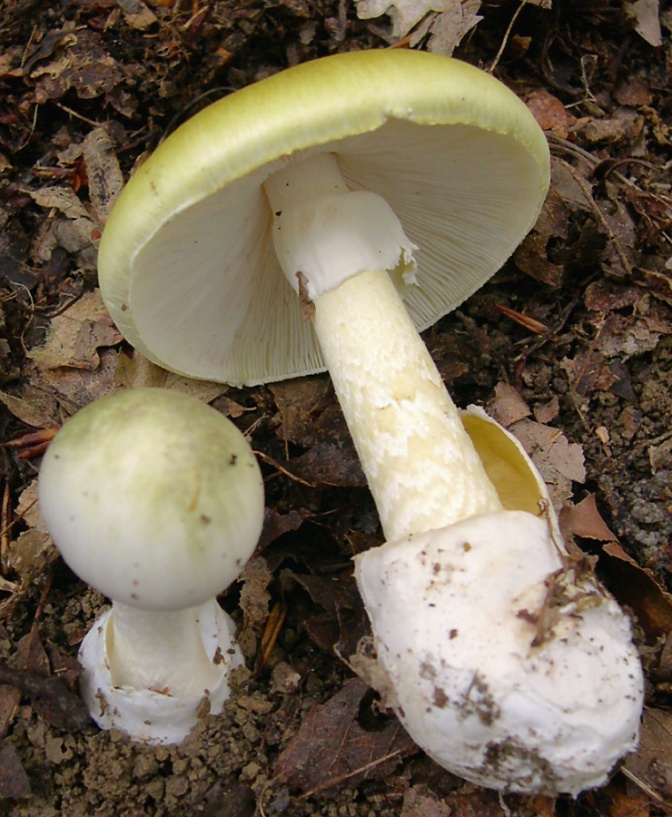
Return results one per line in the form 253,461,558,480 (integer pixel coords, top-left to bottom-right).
38,388,264,744
354,407,644,795
96,49,643,788
97,49,548,542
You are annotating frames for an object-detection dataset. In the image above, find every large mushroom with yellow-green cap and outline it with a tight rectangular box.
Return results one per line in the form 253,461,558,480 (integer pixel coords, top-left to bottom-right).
98,49,643,791
99,48,550,543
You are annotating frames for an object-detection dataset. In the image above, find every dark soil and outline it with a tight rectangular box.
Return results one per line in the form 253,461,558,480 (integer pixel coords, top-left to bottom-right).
1,1,671,816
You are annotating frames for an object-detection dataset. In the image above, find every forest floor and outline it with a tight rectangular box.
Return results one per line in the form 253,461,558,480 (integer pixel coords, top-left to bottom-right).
0,0,671,815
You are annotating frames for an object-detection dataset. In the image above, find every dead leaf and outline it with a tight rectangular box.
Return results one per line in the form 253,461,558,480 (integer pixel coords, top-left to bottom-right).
114,350,231,406
0,659,90,732
624,0,663,46
257,508,304,553
561,348,627,398
601,541,672,638
487,382,531,427
30,347,119,410
561,493,617,542
82,127,125,225
286,442,366,487
401,784,451,817
526,90,575,139
30,28,126,103
29,290,122,371
354,0,481,54
625,709,672,799
274,677,416,795
402,785,515,817
238,556,273,631
563,497,672,638
514,187,569,287
422,0,482,56
0,385,60,428
117,0,159,29
533,396,559,425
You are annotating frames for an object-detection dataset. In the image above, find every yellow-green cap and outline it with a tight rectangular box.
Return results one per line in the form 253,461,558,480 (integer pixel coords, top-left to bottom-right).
99,49,549,386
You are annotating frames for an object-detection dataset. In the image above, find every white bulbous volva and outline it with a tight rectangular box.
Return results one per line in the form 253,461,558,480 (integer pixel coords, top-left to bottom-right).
355,510,643,796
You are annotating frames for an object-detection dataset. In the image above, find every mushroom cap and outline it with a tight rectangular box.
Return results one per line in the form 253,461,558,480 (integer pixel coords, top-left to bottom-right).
38,388,264,610
98,49,550,386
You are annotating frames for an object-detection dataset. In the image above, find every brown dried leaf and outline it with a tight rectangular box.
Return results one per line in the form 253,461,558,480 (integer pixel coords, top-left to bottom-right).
0,385,60,428
29,290,122,371
269,377,336,447
401,784,451,817
563,497,672,638
0,660,90,732
117,0,159,29
31,28,126,103
288,442,366,488
509,418,585,505
514,188,569,287
561,493,618,542
402,785,515,817
624,0,663,46
599,779,651,817
601,541,672,638
526,90,575,139
83,127,125,225
487,382,531,427
625,709,672,799
561,348,625,397
30,347,119,410
354,0,482,53
274,677,416,795
114,350,231,406
257,508,304,553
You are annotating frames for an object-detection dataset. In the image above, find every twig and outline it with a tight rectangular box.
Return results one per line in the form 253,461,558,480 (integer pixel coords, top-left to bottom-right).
488,0,528,74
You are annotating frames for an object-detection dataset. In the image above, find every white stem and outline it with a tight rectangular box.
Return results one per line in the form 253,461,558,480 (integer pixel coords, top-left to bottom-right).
314,269,501,541
264,153,502,541
107,600,229,698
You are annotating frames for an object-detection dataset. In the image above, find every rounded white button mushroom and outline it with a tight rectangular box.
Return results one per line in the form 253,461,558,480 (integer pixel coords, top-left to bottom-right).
38,388,265,744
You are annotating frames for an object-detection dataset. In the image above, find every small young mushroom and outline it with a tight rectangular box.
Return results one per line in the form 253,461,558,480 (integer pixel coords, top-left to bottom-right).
38,388,264,744
95,50,643,788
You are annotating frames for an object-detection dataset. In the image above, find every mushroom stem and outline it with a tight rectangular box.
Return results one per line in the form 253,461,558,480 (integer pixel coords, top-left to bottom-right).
108,601,228,699
313,268,501,541
264,152,501,541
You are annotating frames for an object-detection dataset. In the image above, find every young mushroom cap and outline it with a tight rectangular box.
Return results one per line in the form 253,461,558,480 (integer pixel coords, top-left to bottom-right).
39,388,263,610
98,49,549,387
38,388,265,744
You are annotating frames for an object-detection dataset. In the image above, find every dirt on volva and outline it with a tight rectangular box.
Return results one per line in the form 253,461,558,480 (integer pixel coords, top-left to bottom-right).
0,1,671,816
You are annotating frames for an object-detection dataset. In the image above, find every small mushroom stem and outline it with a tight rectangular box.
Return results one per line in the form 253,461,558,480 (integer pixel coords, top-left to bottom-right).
108,600,228,698
264,154,502,541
